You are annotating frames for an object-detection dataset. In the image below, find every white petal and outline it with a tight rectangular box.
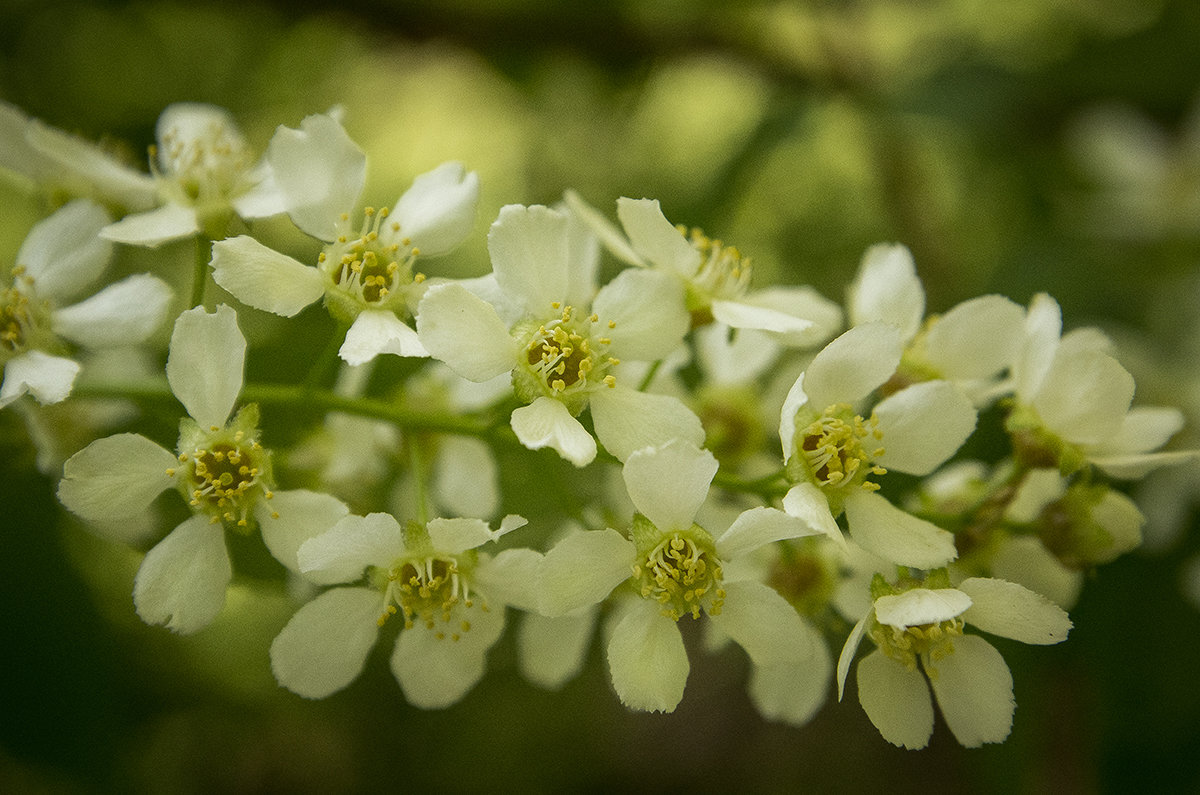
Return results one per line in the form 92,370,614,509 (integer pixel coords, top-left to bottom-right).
52,274,172,347
958,577,1073,645
709,580,810,665
622,440,716,531
873,380,977,476
717,506,823,560
166,304,244,428
856,649,934,749
270,586,384,698
1032,349,1134,445
847,243,925,341
990,536,1082,609
874,588,972,628
390,605,504,708
392,162,480,256
0,351,79,407
256,490,350,573
1089,489,1145,562
17,198,112,298
415,283,517,381
1091,450,1199,480
339,309,427,365
427,516,513,555
726,286,844,348
1090,406,1185,456
778,373,809,463
432,436,500,519
1012,293,1062,399
780,483,846,548
708,297,812,338
268,113,365,241
22,116,157,210
607,604,689,712
473,547,542,611
229,163,287,219
510,397,597,467
844,491,957,569
615,198,700,276
928,635,1014,747
518,609,597,690
133,515,231,634
590,386,704,462
101,204,200,248
802,322,903,410
57,433,177,522
563,190,644,266
487,204,570,312
592,269,689,362
298,512,404,584
209,236,324,317
1005,468,1067,523
695,324,780,385
924,295,1025,381
538,528,635,617
836,613,870,701
748,623,831,727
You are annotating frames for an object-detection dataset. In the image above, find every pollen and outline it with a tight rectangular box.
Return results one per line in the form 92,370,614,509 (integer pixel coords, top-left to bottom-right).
378,556,484,637
520,302,618,402
635,531,726,621
320,205,421,312
798,403,886,492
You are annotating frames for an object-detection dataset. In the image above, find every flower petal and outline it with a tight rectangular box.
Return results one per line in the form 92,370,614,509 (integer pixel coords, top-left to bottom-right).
1032,349,1134,445
268,113,365,241
717,506,824,560
538,528,635,617
52,274,172,347
57,433,177,523
847,243,925,341
622,440,716,532
844,491,957,569
709,579,810,665
416,282,518,381
563,190,644,267
856,649,934,749
924,295,1025,381
780,483,845,548
432,436,500,519
802,322,903,410
390,605,505,708
510,397,597,467
874,588,972,628
836,612,870,701
339,309,428,365
427,515,526,555
928,635,1014,747
778,373,809,463
990,536,1082,609
270,586,384,698
101,204,201,248
133,515,231,634
518,608,598,690
209,235,324,317
472,547,542,611
873,380,977,476
958,577,1073,644
722,286,845,348
592,269,689,362
17,198,112,299
256,489,350,573
0,351,80,408
392,161,479,256
590,385,704,463
488,204,570,312
615,198,700,276
748,622,831,727
166,304,245,428
607,603,689,712
298,512,404,584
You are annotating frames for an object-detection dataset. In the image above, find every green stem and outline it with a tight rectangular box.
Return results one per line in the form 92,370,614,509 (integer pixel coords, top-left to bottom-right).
637,360,663,392
407,440,430,525
191,236,213,309
304,321,351,393
711,468,791,500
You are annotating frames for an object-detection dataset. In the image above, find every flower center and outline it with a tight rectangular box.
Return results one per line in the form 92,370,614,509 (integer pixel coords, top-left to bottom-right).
378,556,482,641
796,403,886,492
319,207,423,320
155,118,255,207
172,428,272,528
869,617,964,675
680,225,751,321
1,267,54,362
514,302,618,411
633,531,726,621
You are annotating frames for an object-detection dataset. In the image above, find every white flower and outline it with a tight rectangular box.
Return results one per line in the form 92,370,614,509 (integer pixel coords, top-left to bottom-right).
778,322,977,567
837,574,1072,749
417,203,703,467
847,243,1027,404
101,103,289,246
1007,293,1195,478
566,192,843,345
0,101,157,210
210,112,480,366
538,440,824,712
57,305,348,633
1,199,171,409
270,512,536,707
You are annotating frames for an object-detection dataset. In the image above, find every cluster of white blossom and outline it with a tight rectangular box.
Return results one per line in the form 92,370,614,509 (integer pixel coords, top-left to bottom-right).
4,101,1194,749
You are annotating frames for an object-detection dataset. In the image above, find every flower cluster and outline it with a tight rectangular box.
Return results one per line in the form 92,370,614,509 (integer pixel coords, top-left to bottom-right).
4,101,1193,749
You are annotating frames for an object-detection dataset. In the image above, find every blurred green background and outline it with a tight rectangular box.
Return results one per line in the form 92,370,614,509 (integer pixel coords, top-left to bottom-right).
3,0,1200,791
